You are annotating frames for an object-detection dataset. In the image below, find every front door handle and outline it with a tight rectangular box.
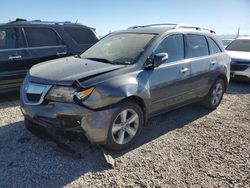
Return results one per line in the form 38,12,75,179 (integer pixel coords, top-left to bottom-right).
9,55,22,60
56,52,67,56
210,60,217,65
180,67,189,73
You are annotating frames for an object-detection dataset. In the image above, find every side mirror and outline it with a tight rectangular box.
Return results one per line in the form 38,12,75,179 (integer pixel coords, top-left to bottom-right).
144,52,168,70
153,53,168,67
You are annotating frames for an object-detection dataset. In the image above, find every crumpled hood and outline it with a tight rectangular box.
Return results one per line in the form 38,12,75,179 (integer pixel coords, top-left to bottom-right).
29,56,125,85
226,50,250,61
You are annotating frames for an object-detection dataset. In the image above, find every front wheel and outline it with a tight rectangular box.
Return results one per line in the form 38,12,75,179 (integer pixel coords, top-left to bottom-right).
106,100,144,151
202,78,226,109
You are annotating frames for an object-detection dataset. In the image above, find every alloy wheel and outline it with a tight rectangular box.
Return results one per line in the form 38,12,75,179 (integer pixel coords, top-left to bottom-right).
111,109,139,145
211,82,223,105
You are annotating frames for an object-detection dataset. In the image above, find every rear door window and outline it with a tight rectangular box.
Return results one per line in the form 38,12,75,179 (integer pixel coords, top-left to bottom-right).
65,27,98,44
207,37,222,54
185,34,209,58
0,28,25,49
24,27,61,47
155,34,184,63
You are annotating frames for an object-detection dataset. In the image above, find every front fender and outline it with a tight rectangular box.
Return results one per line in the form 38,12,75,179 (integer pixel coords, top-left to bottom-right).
81,70,151,110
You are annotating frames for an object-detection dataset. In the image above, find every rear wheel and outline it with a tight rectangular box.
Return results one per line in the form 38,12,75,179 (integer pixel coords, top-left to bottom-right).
106,100,144,151
202,78,225,109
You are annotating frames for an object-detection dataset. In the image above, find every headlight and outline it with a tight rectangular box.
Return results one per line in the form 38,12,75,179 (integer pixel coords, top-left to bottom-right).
46,86,95,103
46,86,76,102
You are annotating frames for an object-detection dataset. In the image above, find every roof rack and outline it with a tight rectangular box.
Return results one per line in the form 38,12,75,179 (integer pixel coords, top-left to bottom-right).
128,23,216,34
8,18,75,25
175,24,216,34
128,23,177,29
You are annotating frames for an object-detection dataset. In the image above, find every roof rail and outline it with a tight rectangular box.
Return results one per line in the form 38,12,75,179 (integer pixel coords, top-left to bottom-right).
175,24,216,34
128,23,177,29
128,23,216,34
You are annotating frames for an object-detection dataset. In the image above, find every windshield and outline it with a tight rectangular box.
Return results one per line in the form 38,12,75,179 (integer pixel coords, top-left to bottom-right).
81,33,156,64
222,39,233,47
226,39,250,52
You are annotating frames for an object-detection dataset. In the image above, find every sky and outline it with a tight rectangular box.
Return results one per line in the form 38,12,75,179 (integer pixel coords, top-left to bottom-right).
1,0,250,36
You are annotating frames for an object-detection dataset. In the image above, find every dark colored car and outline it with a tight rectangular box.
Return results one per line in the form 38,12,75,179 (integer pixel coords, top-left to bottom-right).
0,19,99,93
20,24,231,151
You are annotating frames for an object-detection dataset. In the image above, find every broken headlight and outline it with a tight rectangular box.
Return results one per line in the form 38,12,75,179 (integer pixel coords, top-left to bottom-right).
46,86,76,103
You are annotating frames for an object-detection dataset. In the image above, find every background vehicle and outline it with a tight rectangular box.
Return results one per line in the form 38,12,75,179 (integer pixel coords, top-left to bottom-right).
20,24,231,151
0,19,99,93
222,39,234,48
226,37,250,81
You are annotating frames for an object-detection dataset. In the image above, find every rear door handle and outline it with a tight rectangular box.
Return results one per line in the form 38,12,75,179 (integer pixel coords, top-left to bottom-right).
180,67,189,73
56,52,67,56
9,55,22,60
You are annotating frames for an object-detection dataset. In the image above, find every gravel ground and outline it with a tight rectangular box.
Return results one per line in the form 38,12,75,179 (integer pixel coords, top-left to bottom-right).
0,81,249,188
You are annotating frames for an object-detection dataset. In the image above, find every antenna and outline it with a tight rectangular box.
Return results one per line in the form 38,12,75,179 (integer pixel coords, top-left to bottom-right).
236,27,240,39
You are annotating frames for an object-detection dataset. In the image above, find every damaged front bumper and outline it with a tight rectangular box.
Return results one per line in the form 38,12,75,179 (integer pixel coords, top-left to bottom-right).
20,99,117,144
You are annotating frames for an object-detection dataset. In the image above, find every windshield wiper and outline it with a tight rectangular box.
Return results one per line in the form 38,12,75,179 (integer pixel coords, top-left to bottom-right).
84,57,115,64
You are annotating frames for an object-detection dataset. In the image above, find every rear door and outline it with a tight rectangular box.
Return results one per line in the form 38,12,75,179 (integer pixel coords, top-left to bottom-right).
149,34,191,114
0,27,28,91
184,34,211,98
23,27,68,69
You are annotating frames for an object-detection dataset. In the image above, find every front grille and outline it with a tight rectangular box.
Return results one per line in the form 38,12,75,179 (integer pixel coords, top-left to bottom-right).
27,93,42,102
24,82,52,105
231,64,249,71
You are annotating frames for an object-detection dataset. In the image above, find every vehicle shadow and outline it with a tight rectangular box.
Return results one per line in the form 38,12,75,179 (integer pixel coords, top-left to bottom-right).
0,102,211,187
226,80,250,95
0,91,20,109
0,121,108,187
109,103,212,158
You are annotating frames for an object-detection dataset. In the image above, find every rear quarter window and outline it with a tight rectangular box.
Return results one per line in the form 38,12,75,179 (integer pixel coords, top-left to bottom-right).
207,37,222,54
24,27,62,47
65,27,98,45
185,34,209,58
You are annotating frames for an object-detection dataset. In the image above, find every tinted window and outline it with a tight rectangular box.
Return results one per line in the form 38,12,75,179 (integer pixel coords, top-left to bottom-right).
0,28,25,49
155,34,184,63
185,35,209,58
65,27,98,44
207,37,222,54
24,28,61,47
226,39,250,52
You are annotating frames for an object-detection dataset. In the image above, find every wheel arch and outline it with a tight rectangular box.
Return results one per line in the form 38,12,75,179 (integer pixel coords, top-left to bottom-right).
120,95,148,125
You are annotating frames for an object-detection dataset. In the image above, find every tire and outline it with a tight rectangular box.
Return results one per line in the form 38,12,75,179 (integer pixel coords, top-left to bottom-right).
201,78,226,109
105,100,144,151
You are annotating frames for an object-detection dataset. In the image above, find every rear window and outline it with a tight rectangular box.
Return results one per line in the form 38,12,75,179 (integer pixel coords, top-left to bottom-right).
0,28,25,49
226,39,250,52
185,34,209,58
207,37,222,54
24,27,61,47
65,27,98,44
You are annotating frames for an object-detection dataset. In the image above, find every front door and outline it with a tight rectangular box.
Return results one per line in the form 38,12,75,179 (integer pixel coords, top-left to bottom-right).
148,34,191,114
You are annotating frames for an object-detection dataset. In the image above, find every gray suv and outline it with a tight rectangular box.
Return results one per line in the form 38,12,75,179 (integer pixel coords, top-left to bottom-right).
20,24,231,150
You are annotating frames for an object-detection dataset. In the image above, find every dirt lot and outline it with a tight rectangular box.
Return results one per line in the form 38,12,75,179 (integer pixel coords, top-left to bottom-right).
0,81,249,188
